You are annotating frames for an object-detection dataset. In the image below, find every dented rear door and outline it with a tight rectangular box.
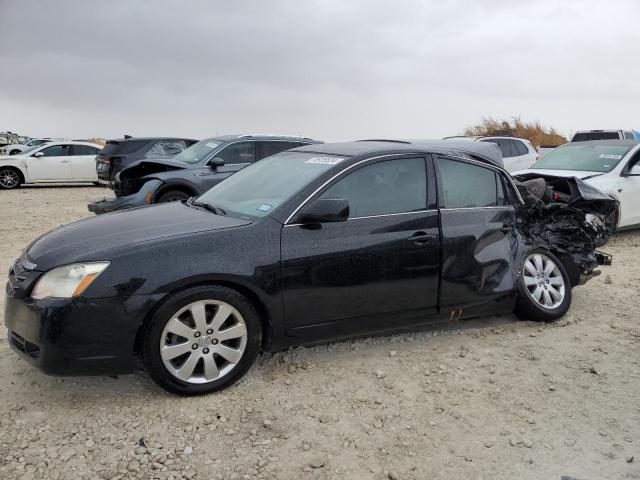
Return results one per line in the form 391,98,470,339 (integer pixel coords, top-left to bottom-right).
435,156,518,313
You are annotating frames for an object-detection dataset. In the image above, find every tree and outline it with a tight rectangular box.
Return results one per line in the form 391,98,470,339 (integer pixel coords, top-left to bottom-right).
463,117,567,147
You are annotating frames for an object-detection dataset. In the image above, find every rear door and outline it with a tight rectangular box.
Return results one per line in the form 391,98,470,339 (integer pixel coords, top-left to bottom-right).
281,155,441,336
26,144,73,181
436,156,517,315
70,144,101,180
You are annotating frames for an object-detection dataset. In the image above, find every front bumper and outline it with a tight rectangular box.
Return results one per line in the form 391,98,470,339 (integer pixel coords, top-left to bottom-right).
88,179,162,214
5,288,164,376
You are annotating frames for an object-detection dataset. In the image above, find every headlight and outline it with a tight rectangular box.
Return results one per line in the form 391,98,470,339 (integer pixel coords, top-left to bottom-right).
31,262,110,299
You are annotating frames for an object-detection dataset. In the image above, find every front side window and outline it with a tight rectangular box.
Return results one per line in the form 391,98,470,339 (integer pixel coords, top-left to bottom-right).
38,145,70,157
438,158,503,208
318,157,426,218
147,140,188,157
216,142,256,164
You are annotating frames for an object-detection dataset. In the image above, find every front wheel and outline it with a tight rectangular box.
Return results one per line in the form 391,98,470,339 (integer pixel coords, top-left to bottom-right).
141,285,261,395
514,249,572,322
156,190,191,203
0,167,22,189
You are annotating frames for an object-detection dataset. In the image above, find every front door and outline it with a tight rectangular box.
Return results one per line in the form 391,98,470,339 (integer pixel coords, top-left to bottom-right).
436,156,518,314
26,144,73,181
281,156,441,337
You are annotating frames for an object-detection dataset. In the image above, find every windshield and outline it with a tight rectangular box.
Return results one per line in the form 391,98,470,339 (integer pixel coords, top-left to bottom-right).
196,151,345,218
532,143,632,172
19,145,42,156
571,132,620,142
173,139,221,164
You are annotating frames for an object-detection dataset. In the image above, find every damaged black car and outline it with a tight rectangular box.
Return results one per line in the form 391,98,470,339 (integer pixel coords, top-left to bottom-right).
6,141,616,395
88,134,322,214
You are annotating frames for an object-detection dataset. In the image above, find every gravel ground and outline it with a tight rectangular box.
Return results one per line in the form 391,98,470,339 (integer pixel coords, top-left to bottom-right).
0,186,639,480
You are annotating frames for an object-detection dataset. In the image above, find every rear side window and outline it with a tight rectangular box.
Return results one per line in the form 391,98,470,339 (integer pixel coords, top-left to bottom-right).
71,145,101,156
147,140,188,157
101,140,148,155
438,158,504,208
216,142,256,164
482,139,514,158
319,157,426,218
624,131,635,139
258,141,302,159
513,140,528,156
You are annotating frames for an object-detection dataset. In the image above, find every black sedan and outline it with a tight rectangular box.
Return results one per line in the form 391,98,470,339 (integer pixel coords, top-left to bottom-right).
5,141,615,395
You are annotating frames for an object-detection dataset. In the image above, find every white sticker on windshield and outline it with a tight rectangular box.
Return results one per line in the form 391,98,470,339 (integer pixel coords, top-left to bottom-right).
257,204,273,212
305,156,344,165
599,154,622,160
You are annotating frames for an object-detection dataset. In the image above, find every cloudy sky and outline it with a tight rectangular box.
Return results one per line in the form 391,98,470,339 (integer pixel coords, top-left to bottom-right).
1,0,638,142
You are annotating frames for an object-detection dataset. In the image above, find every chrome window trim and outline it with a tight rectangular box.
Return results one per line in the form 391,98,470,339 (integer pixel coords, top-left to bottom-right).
283,153,421,225
284,208,437,227
440,205,515,212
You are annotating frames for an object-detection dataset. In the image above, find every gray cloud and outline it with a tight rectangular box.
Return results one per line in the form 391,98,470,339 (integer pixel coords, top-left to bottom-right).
1,0,639,141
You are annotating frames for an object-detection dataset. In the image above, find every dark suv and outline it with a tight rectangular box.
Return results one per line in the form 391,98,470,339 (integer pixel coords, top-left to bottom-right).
89,134,321,214
96,136,198,184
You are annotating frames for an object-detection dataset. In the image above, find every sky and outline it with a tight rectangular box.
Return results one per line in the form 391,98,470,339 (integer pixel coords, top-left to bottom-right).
1,0,638,142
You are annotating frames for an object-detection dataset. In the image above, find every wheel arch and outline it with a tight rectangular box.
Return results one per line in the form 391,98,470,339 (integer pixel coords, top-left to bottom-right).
133,279,275,356
0,164,26,185
152,181,198,202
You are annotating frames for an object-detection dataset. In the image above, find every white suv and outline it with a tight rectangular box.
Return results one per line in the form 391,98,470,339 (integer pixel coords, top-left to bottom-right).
444,136,539,172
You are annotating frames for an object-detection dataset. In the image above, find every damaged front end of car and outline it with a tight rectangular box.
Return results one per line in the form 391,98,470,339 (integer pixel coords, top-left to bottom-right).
88,159,186,214
513,173,617,284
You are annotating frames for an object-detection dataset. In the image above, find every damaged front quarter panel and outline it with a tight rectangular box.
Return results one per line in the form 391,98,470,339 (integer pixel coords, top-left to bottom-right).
512,173,618,283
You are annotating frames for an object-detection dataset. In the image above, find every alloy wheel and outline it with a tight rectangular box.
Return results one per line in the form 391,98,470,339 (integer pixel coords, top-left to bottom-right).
0,169,20,188
522,253,565,310
160,300,248,384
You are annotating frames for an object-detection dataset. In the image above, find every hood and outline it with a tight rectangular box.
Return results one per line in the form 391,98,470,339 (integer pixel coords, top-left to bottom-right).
26,202,251,270
512,168,604,180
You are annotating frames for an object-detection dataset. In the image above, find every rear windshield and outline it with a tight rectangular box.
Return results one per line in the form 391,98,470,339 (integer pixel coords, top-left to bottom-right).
571,132,620,142
101,140,149,155
532,143,632,172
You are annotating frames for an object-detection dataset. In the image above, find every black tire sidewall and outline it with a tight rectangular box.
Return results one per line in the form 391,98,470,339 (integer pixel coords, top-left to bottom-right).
141,285,261,395
157,190,190,203
515,248,572,322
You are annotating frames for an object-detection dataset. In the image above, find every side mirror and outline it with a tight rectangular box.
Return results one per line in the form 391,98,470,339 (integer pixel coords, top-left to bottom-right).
33,152,44,157
298,198,349,224
209,157,225,169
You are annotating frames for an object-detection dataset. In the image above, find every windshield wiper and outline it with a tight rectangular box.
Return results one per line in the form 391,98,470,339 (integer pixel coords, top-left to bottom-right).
187,198,227,216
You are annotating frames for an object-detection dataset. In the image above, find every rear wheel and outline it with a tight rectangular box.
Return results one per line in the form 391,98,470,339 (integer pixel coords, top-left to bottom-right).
514,249,571,322
141,285,261,395
156,190,191,203
0,167,22,189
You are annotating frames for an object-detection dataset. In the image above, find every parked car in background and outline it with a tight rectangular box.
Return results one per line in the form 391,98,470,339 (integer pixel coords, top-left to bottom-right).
0,138,56,156
443,135,538,172
512,140,640,230
538,144,562,157
96,136,198,184
0,141,103,189
6,140,615,394
571,129,636,142
88,134,322,214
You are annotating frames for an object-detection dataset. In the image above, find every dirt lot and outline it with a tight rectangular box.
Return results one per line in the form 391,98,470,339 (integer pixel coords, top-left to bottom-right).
0,186,639,480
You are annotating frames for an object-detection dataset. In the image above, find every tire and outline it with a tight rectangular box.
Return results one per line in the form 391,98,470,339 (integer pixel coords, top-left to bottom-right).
514,248,572,322
156,190,191,203
141,285,261,395
0,167,22,189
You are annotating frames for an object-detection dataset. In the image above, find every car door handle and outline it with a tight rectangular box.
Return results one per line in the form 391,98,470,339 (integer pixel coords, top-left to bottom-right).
409,231,435,245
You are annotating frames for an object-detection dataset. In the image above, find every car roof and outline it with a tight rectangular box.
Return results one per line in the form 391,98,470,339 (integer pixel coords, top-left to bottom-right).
105,137,197,143
294,140,504,168
207,134,321,143
443,135,529,142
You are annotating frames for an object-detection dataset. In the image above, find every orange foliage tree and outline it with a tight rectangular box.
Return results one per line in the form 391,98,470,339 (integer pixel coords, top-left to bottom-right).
463,117,567,148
